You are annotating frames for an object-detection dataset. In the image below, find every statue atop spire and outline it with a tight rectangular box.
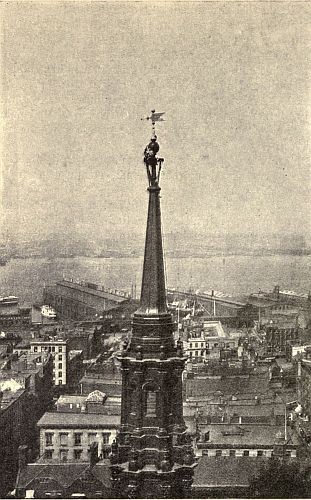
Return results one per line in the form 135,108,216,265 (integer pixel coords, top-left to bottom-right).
142,110,165,187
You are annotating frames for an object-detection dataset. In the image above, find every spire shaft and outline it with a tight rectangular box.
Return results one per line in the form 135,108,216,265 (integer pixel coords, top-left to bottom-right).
139,184,167,314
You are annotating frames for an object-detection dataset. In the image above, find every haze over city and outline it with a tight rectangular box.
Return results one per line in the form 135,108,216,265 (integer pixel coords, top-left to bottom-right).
1,1,311,248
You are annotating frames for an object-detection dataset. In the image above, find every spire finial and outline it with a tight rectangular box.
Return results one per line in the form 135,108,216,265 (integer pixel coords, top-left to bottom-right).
142,110,165,187
141,110,165,139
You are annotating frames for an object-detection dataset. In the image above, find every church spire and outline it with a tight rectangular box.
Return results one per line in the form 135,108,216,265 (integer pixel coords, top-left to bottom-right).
138,117,166,315
110,111,196,499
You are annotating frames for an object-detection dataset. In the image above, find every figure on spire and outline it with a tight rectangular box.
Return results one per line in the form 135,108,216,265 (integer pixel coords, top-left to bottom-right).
142,110,165,186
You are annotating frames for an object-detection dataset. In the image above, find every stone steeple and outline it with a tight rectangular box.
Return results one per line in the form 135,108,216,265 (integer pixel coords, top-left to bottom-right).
110,112,196,498
138,167,166,315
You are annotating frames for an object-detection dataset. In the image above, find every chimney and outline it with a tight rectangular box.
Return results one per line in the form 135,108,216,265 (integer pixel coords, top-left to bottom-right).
18,445,28,470
89,442,99,467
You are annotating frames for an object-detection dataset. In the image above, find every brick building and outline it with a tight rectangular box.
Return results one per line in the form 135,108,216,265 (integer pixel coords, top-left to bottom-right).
0,351,53,496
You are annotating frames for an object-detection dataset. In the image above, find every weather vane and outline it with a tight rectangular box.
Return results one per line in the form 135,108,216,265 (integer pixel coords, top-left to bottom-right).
141,109,165,138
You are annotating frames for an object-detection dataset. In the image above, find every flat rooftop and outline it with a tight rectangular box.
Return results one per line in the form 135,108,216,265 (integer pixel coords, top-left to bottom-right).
54,280,128,303
37,411,120,428
196,423,299,447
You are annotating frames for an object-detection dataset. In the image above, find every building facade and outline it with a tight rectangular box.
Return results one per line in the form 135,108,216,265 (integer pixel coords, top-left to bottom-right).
30,339,67,386
37,391,120,461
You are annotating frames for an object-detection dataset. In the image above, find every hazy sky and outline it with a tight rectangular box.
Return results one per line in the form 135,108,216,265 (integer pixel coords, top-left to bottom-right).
1,1,311,244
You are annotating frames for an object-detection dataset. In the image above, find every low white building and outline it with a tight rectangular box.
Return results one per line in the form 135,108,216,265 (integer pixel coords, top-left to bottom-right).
184,321,238,362
37,390,120,461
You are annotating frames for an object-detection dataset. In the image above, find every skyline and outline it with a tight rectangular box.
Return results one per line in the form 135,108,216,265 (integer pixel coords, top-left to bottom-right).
1,2,311,244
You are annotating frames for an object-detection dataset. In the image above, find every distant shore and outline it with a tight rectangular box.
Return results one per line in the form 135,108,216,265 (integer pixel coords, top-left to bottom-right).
7,249,311,260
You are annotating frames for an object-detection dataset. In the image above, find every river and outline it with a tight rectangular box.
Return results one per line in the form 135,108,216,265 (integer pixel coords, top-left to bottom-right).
0,254,310,304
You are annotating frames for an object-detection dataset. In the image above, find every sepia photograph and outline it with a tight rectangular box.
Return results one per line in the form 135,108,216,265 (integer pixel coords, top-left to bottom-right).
0,0,311,497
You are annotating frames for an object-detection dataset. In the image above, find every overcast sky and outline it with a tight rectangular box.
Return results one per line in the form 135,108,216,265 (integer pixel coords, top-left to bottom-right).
1,1,311,244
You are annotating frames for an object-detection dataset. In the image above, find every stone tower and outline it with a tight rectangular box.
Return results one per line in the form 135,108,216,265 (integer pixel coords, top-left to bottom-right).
110,113,196,498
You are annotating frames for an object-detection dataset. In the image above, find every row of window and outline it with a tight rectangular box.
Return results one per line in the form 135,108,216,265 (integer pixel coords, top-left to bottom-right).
189,342,235,349
45,449,82,460
202,449,293,457
189,351,205,357
45,432,111,447
33,346,65,353
45,448,109,461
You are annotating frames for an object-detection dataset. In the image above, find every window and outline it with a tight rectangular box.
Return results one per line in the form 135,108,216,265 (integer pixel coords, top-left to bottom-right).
60,433,68,446
201,350,204,356
74,433,82,446
216,450,222,457
52,346,55,352
229,450,236,457
195,351,198,356
34,346,38,352
69,403,73,409
257,450,264,457
58,354,63,361
204,431,210,442
58,346,63,353
102,433,110,445
190,343,192,348
59,380,62,385
59,363,62,369
58,371,62,377
243,450,249,456
59,449,68,462
189,351,193,357
45,433,53,446
145,391,157,417
76,403,80,408
74,449,82,460
195,343,198,348
45,450,53,459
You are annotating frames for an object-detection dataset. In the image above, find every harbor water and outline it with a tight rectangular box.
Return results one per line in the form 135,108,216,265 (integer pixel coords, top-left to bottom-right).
0,254,310,304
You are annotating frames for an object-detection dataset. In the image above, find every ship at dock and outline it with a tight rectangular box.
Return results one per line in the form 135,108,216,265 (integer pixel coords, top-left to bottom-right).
40,305,57,319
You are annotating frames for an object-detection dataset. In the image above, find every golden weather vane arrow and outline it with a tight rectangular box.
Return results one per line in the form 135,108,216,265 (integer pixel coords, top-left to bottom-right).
141,110,165,138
